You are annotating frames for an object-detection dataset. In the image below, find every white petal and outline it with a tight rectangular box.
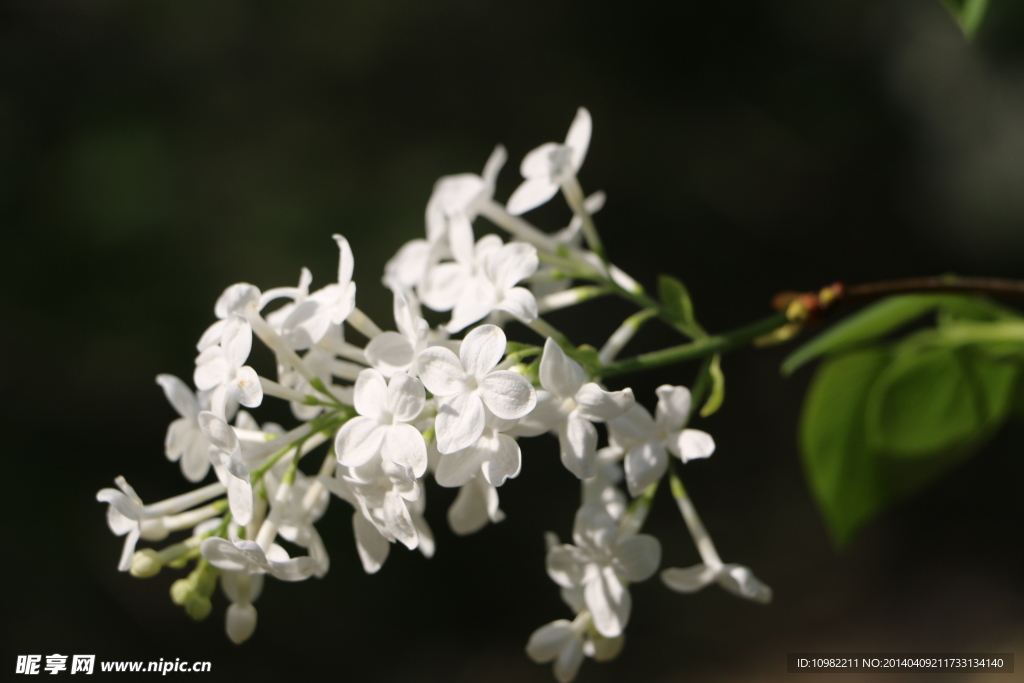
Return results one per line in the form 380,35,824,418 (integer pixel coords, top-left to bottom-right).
434,443,487,488
198,411,240,457
496,287,539,323
613,534,661,582
225,472,253,526
201,537,255,573
585,566,630,638
459,324,506,377
660,564,718,593
365,332,414,378
564,107,592,172
717,564,773,604
416,346,466,396
193,347,228,391
480,371,536,420
520,142,562,179
546,544,590,588
487,242,539,292
558,413,598,480
335,417,385,468
434,392,486,455
525,620,576,663
385,372,426,423
354,368,388,419
353,512,390,574
420,262,468,312
382,424,427,478
540,338,586,399
447,481,494,535
156,374,199,421
607,404,656,444
553,634,585,683
214,283,260,319
673,429,715,463
221,315,253,370
506,177,560,216
230,366,263,408
572,504,618,554
623,441,667,496
333,234,354,287
480,434,521,487
574,384,633,423
655,384,691,432
384,491,418,550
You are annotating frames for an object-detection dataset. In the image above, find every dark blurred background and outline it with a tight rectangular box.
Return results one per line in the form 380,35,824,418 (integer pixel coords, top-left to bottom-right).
3,0,1023,680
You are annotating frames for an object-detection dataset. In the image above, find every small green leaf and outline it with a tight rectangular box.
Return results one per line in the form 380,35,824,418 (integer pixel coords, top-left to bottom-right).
699,354,725,417
782,295,954,376
800,348,891,546
866,346,1018,457
658,275,702,336
942,0,990,40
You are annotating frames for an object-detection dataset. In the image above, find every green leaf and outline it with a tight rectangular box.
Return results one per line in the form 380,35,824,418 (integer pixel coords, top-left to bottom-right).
942,0,990,39
658,275,702,336
782,295,955,376
800,348,891,546
866,346,1019,457
699,354,725,417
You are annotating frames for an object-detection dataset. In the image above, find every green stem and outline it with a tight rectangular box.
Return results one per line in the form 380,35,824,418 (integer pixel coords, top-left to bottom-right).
596,312,788,379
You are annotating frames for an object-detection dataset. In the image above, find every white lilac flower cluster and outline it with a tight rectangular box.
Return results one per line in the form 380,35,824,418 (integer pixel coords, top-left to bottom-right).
97,108,771,680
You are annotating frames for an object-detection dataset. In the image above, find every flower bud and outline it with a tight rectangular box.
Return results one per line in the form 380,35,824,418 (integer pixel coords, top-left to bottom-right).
170,578,195,606
130,549,163,578
186,594,212,621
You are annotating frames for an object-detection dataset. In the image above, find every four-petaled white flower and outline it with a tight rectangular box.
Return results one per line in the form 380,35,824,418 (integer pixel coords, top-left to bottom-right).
156,374,213,483
435,411,521,488
546,505,660,638
193,314,263,418
364,288,430,378
198,411,254,526
425,145,506,246
418,324,537,454
516,338,633,479
282,234,357,349
334,369,428,477
661,562,772,604
507,107,592,216
607,385,715,496
202,536,318,581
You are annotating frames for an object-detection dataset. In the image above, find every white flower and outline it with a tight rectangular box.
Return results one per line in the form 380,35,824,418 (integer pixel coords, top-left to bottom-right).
281,234,357,349
446,240,540,333
193,314,263,418
383,239,432,294
197,411,254,526
435,411,521,488
507,107,592,216
96,477,225,571
425,145,506,246
607,385,715,496
364,288,429,378
334,369,428,477
526,618,586,683
201,537,318,582
661,562,772,604
197,283,262,351
516,338,633,479
447,476,505,535
156,374,213,483
418,324,536,454
545,505,660,638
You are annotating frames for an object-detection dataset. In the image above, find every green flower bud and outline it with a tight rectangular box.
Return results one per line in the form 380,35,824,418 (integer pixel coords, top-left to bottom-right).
186,594,212,621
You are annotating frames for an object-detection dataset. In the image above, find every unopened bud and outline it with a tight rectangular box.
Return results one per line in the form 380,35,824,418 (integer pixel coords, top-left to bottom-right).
186,594,212,621
130,549,162,578
170,578,195,606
